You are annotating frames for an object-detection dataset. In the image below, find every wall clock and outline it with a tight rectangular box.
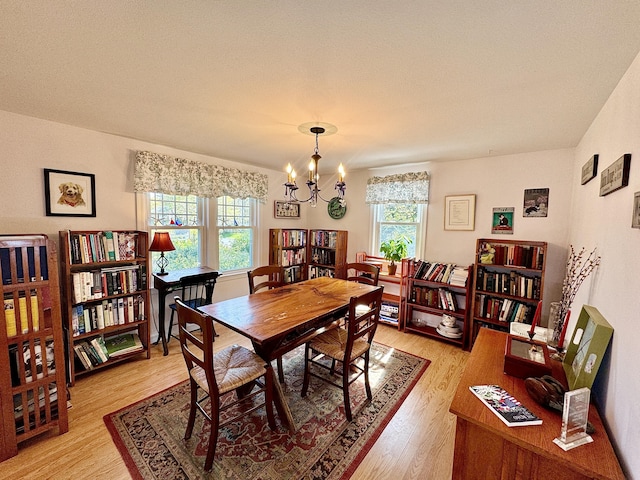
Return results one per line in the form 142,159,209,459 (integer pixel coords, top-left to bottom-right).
327,196,347,219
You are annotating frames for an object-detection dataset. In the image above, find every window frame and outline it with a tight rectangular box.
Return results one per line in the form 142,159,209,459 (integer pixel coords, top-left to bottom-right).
370,203,428,260
214,195,258,274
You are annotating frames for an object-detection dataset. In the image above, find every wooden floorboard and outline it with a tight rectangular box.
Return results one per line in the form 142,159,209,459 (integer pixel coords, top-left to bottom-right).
0,323,469,480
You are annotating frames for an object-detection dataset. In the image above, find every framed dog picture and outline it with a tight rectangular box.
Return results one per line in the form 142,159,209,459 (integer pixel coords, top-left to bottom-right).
44,168,96,217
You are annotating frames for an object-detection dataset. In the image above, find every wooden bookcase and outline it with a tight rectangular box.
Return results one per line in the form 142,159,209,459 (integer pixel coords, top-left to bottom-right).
470,238,547,347
269,228,308,283
0,234,69,462
307,229,348,280
403,258,473,349
59,230,151,385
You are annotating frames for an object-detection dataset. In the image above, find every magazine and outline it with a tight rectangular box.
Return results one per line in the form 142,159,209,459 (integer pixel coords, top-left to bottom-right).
469,384,542,427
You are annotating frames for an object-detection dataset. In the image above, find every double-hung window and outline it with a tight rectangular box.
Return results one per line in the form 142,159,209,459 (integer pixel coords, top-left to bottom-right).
371,203,425,259
148,193,205,271
215,196,256,272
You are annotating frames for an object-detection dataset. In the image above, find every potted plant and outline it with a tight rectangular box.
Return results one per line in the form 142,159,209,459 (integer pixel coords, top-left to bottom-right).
379,235,411,275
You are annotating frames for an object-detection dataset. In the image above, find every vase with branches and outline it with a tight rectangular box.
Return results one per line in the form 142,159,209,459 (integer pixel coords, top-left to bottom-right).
550,245,601,347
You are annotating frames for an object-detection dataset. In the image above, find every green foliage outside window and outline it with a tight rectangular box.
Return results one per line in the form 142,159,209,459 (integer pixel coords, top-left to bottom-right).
219,228,252,271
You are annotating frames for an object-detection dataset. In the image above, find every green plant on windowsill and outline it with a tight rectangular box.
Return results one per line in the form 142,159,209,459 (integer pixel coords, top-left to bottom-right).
379,235,411,275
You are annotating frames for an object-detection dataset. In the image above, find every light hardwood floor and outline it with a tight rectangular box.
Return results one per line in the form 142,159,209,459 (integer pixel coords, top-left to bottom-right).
0,324,469,480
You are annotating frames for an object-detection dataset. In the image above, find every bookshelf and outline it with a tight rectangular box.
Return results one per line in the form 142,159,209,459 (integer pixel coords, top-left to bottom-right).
59,230,151,385
403,258,473,349
470,238,547,347
0,234,69,461
269,228,307,284
308,229,348,280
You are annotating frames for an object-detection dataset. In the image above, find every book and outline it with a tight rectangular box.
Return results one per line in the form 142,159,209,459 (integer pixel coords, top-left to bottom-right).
104,333,143,357
469,384,542,427
4,296,17,337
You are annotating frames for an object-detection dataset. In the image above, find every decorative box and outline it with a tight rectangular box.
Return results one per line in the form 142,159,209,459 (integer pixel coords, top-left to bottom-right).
504,334,552,379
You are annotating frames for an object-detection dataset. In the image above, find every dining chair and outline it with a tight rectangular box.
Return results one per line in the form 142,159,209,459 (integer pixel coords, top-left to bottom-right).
175,298,276,471
345,262,380,286
247,265,287,381
301,286,384,421
165,271,219,343
247,264,285,294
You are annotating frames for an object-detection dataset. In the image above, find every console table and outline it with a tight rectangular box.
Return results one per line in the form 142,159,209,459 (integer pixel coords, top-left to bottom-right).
449,328,624,479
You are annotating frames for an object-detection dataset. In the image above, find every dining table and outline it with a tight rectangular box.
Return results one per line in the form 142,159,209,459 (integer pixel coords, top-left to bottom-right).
198,276,382,431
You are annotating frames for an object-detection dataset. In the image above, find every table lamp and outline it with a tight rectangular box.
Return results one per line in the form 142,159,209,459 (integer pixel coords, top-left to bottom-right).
148,232,175,276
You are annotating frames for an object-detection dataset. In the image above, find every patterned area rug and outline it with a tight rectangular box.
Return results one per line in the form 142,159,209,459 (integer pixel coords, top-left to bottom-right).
104,343,429,480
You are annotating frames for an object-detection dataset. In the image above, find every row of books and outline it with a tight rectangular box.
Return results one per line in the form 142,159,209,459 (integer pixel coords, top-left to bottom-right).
71,264,147,304
275,229,306,247
13,383,58,423
308,266,336,279
67,231,139,265
9,339,55,387
310,247,336,266
410,286,459,312
0,245,49,285
3,292,40,337
380,302,399,323
478,244,545,270
74,333,144,370
281,249,306,267
284,265,303,283
476,268,541,300
474,294,534,324
71,295,146,337
310,230,339,248
411,260,468,287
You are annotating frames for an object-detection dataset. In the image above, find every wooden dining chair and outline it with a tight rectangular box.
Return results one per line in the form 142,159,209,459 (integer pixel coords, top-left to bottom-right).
175,298,276,471
247,265,285,294
345,262,380,286
301,286,384,421
247,265,287,381
165,271,219,343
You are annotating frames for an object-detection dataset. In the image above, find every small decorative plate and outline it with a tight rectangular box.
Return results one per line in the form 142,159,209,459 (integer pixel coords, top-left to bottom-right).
328,196,347,219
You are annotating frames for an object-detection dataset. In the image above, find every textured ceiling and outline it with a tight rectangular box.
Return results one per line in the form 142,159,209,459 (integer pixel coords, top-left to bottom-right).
2,1,640,175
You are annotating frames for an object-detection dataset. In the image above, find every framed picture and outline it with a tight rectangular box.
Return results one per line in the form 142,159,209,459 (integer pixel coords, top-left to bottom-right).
632,191,640,228
444,194,476,231
274,200,300,219
523,188,549,217
44,169,96,217
491,207,514,234
599,154,631,196
581,154,598,185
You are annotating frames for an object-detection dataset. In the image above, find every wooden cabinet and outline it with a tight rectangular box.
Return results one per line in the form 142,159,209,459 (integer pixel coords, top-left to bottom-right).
308,229,348,280
403,258,472,349
269,229,307,283
450,329,624,480
0,234,68,462
59,230,151,385
470,238,547,347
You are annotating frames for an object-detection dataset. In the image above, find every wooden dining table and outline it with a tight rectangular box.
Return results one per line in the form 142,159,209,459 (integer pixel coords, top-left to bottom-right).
198,276,382,431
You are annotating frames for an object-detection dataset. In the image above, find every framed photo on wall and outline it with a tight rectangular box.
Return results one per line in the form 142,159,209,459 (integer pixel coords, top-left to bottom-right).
632,191,640,228
599,154,631,196
44,169,96,217
581,154,598,185
274,200,301,219
491,207,514,234
444,194,476,231
523,188,549,217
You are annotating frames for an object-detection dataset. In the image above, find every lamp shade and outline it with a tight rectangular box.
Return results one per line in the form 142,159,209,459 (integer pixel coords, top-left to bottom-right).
148,232,176,252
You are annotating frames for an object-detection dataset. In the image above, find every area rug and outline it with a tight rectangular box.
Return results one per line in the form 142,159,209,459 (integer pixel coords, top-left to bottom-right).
104,342,429,480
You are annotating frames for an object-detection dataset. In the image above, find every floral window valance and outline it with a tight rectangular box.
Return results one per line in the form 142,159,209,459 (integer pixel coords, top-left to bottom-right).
365,171,430,204
134,151,269,203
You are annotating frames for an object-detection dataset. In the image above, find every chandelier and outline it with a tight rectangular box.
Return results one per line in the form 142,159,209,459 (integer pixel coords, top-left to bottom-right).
284,125,346,207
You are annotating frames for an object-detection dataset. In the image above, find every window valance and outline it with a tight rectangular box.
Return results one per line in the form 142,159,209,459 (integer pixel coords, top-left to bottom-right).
365,171,430,204
134,151,269,203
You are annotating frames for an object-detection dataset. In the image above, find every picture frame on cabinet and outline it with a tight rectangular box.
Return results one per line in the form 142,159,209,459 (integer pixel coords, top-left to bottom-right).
581,154,598,185
632,191,640,228
599,154,631,196
274,200,301,219
44,168,96,217
444,194,476,231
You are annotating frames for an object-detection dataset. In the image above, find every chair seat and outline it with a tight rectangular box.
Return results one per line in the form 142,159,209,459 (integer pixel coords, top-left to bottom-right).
170,297,205,311
190,344,267,395
309,328,371,362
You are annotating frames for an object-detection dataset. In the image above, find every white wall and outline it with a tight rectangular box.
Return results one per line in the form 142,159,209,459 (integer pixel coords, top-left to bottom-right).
569,50,640,478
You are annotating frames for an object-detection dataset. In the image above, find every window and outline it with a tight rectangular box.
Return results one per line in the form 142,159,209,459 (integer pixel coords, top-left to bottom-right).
371,203,426,259
148,193,204,271
216,196,256,272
